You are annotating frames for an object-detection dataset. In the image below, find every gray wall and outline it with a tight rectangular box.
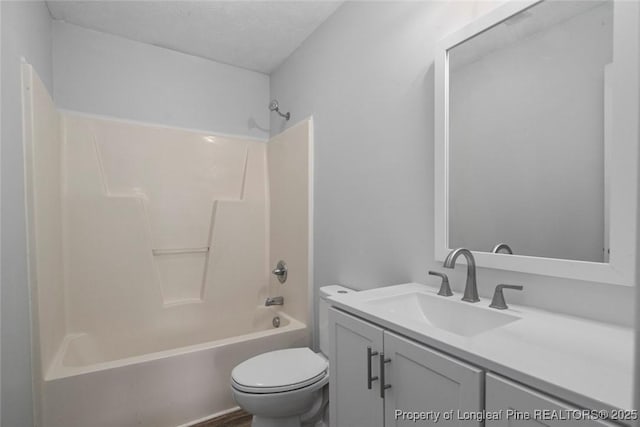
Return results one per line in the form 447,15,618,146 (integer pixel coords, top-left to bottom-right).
1,1,53,426
53,21,271,140
269,1,635,352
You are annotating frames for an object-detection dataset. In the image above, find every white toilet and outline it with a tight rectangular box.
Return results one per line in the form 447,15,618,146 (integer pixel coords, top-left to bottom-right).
230,285,353,427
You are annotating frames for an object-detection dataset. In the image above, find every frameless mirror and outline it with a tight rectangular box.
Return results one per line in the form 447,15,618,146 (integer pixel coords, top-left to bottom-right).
435,0,638,284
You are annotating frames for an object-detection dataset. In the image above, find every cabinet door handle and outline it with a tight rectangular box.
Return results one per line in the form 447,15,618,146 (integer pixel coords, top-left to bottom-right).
379,352,392,398
366,346,379,389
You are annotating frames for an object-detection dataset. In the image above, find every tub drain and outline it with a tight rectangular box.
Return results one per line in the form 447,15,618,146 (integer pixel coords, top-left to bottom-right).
272,316,281,328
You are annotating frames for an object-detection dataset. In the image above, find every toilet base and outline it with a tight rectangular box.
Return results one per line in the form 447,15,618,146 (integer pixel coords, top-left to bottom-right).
250,415,327,427
232,371,329,425
251,415,302,427
236,382,329,427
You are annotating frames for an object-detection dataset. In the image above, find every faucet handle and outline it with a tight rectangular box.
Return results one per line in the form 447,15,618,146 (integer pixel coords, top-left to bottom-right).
428,271,453,297
489,284,523,310
272,260,288,283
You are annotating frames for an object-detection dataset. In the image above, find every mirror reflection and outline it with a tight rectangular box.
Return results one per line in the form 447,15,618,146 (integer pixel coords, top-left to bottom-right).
447,0,613,262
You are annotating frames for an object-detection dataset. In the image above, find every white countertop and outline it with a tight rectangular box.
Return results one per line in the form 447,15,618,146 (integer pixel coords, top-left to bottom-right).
328,283,634,414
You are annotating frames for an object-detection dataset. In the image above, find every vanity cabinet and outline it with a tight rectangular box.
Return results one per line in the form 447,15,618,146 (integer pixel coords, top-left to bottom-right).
383,332,484,426
329,307,384,427
485,374,618,427
329,308,484,427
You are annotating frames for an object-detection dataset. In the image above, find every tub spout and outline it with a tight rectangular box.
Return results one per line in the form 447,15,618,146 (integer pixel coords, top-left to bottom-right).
265,296,284,306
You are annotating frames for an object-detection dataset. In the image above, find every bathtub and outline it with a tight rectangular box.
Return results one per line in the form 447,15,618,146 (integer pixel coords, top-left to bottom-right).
42,310,309,427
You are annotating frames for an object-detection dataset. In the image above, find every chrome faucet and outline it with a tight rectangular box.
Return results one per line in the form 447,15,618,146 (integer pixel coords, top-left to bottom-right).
265,296,284,306
443,248,480,303
489,284,523,310
428,271,453,297
491,243,513,254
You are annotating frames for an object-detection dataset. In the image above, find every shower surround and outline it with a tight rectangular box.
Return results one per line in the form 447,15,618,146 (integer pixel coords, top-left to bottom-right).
22,64,312,426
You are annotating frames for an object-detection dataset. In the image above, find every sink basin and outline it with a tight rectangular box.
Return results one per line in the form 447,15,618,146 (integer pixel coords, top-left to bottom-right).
363,292,520,337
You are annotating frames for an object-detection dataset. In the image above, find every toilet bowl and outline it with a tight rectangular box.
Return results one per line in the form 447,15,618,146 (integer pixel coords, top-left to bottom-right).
230,285,353,427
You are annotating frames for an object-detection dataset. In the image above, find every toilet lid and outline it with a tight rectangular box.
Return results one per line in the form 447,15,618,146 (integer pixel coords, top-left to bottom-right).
231,348,328,393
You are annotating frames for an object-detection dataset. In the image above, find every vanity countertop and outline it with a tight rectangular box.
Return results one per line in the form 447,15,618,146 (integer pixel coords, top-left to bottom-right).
328,283,634,415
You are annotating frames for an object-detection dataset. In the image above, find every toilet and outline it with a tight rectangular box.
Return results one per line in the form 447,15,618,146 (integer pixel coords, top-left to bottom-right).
230,285,353,427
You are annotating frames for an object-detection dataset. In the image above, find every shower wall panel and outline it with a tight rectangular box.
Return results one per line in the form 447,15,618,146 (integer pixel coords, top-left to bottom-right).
267,119,312,326
22,64,66,376
61,114,269,342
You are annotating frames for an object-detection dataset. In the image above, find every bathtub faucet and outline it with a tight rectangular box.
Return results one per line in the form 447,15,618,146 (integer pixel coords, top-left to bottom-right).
265,296,284,306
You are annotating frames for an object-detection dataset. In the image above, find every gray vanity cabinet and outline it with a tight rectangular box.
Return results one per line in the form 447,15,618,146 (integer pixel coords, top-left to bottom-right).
329,307,384,427
329,308,484,427
383,331,483,426
485,374,618,427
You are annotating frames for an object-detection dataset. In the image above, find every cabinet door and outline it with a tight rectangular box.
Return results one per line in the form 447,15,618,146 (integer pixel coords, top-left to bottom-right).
383,331,484,427
329,308,384,427
486,374,618,427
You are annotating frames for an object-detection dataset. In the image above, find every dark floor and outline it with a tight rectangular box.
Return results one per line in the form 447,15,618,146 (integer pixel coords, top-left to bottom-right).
192,409,252,427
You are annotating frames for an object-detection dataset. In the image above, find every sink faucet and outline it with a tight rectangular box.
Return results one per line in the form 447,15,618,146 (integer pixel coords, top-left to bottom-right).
443,248,480,303
491,243,513,254
265,296,284,306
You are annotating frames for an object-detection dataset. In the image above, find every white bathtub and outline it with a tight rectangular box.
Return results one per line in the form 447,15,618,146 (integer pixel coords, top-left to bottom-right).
42,310,309,427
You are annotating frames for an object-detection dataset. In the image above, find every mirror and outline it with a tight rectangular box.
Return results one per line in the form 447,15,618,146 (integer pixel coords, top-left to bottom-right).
448,1,612,263
435,0,639,285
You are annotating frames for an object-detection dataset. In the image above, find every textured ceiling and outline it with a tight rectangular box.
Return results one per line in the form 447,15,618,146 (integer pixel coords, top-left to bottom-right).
47,1,343,74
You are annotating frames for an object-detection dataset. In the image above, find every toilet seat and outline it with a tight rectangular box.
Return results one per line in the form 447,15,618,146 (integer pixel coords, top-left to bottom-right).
232,370,328,394
231,348,328,394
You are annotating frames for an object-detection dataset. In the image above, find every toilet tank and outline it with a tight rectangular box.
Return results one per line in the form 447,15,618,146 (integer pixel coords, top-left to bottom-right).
318,285,355,355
